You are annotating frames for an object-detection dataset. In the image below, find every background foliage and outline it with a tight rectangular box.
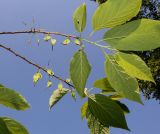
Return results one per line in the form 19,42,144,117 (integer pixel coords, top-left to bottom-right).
91,0,160,101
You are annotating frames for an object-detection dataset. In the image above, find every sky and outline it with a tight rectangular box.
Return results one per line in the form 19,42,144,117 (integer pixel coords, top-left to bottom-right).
0,0,159,134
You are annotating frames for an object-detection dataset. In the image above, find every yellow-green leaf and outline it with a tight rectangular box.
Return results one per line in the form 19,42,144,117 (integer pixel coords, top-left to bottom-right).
115,52,155,83
0,117,29,134
81,102,88,119
105,55,142,103
104,19,160,51
0,85,30,111
93,78,115,92
73,3,87,32
108,94,123,101
92,0,142,31
70,49,91,97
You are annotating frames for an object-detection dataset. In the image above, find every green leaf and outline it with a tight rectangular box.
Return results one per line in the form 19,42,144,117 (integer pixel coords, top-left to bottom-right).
0,118,11,134
70,49,91,97
104,55,142,103
0,117,29,134
49,88,69,111
73,3,87,32
81,102,88,119
108,94,123,100
104,19,160,51
63,38,70,45
93,78,115,92
115,101,130,114
86,107,110,134
88,94,129,130
33,72,42,84
44,35,51,41
115,52,155,82
92,0,142,31
0,84,30,111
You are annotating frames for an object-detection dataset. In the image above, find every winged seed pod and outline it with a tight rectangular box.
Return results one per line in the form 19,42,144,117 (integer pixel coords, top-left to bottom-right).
74,39,81,45
47,69,54,76
50,38,56,46
70,91,76,101
66,78,71,83
44,35,51,41
33,72,42,85
58,82,63,90
46,80,52,88
63,38,70,45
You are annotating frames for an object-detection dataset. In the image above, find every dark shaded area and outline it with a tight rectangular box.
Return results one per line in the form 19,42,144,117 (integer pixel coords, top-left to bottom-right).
90,0,106,4
90,0,160,101
136,49,160,101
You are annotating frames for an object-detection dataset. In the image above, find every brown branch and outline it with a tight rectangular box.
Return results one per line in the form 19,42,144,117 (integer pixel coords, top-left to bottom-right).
0,29,78,39
0,44,74,88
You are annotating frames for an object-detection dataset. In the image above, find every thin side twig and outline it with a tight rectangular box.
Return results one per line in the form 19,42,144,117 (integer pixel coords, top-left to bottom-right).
0,44,74,88
0,29,78,39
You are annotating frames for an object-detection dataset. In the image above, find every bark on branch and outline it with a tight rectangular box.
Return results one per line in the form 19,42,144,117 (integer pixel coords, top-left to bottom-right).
0,29,78,39
0,44,74,88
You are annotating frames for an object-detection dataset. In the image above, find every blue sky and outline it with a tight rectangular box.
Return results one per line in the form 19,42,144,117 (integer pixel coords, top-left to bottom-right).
0,0,159,134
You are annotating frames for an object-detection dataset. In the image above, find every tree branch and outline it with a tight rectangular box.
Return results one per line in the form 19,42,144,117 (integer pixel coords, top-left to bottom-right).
0,44,74,88
0,29,78,39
